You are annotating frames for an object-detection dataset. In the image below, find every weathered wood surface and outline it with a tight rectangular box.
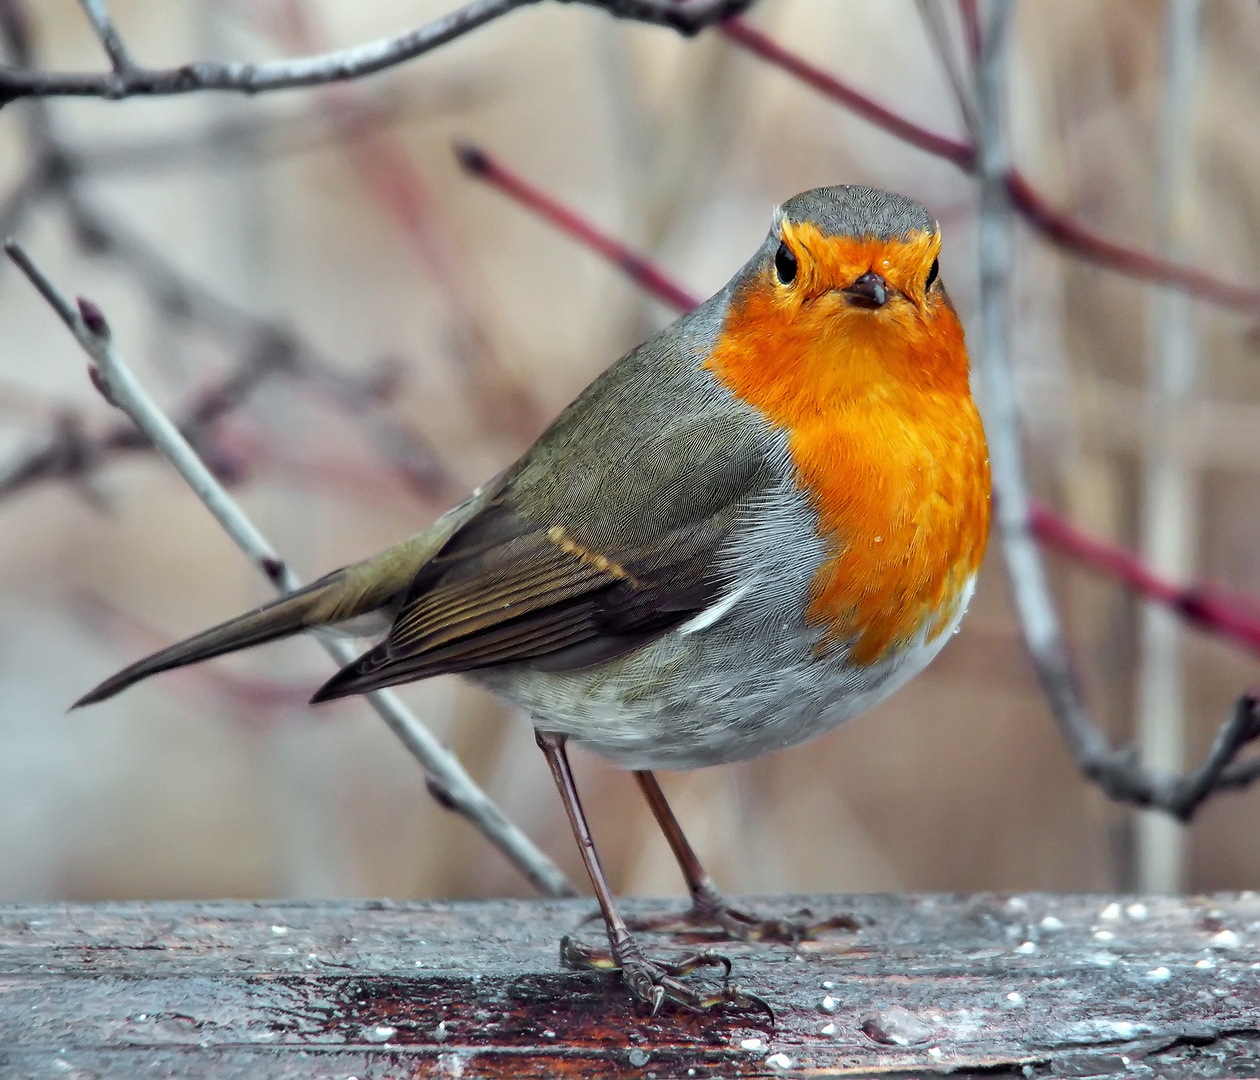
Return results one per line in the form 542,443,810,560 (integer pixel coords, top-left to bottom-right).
1,894,1258,1078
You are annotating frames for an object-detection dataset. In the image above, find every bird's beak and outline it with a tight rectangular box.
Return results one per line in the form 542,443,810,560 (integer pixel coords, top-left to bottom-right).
842,271,889,309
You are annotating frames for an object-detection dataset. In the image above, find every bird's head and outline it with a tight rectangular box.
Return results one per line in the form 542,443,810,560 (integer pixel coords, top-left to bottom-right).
712,185,969,407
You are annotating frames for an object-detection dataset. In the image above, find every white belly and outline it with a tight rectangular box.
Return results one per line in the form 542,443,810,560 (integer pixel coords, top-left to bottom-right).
473,573,975,771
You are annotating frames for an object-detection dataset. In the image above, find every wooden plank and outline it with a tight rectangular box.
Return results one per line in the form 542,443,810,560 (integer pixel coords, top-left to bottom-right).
1,893,1258,1078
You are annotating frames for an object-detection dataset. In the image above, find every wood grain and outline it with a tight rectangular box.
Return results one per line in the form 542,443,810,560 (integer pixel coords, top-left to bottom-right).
1,894,1258,1077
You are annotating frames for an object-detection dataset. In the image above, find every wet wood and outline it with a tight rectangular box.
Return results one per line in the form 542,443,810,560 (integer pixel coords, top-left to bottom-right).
1,893,1258,1078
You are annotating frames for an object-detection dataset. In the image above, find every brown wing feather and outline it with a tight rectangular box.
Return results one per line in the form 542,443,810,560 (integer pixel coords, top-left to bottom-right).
387,531,607,652
311,332,783,703
309,493,755,704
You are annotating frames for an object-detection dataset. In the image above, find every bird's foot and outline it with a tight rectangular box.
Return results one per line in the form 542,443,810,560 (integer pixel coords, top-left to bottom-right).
622,884,862,944
560,934,773,1020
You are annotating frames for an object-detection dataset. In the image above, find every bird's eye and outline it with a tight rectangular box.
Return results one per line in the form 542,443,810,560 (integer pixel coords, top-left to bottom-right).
774,241,797,285
925,258,939,290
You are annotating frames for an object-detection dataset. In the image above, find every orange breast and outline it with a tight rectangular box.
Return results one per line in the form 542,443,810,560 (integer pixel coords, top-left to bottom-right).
705,273,990,665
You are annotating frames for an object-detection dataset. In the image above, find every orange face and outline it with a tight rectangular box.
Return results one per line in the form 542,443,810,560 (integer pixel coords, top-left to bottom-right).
706,218,990,664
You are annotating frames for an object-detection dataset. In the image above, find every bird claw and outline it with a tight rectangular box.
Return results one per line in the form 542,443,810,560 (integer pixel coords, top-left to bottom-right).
560,935,773,1021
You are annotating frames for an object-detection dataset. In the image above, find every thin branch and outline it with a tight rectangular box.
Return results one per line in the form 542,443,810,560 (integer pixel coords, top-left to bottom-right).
277,2,542,443
0,159,44,240
61,194,455,502
0,0,31,67
1030,503,1260,657
456,144,701,312
719,17,1260,316
720,18,974,168
76,0,135,75
2,0,521,101
0,329,404,504
2,237,575,898
0,0,49,147
913,0,979,140
956,0,982,62
12,0,1251,314
1003,171,1260,313
0,0,756,104
0,389,224,502
972,4,1260,819
461,141,1260,817
974,0,1111,786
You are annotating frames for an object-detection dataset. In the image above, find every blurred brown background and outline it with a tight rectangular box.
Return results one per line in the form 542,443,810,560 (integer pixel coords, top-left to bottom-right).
0,0,1257,906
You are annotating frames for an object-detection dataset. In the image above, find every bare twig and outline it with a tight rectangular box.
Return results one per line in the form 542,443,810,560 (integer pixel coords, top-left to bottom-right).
720,18,1260,315
0,0,756,104
0,0,31,66
972,3,1260,820
1002,172,1260,313
720,19,974,167
956,0,982,62
462,140,1260,817
0,200,453,506
2,237,576,898
974,2,1106,788
0,159,43,241
913,0,978,139
9,83,479,192
1030,504,1260,657
457,144,700,312
72,97,415,174
272,2,541,442
76,0,135,76
0,390,232,502
63,194,455,501
0,0,48,147
0,327,418,505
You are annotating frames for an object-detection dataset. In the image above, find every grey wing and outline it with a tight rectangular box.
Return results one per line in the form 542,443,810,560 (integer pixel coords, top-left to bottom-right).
310,382,781,702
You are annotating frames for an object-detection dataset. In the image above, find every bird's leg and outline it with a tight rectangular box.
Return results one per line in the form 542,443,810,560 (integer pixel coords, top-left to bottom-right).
534,731,769,1018
627,770,861,944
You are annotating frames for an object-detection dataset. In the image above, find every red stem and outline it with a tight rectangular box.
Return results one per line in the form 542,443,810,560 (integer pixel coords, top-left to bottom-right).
454,145,701,313
719,19,975,170
1003,171,1260,312
720,18,1260,315
459,143,1260,659
1029,502,1260,654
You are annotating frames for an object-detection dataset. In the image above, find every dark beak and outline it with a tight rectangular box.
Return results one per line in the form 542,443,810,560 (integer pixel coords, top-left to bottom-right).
843,271,888,309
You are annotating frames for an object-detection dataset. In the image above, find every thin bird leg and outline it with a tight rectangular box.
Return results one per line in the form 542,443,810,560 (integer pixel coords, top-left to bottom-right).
628,770,862,944
534,731,770,1018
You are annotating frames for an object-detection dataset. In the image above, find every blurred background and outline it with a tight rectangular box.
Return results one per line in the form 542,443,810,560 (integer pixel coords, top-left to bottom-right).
0,0,1258,906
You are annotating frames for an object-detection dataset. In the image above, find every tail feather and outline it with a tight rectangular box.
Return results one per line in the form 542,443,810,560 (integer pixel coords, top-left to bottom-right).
72,483,503,710
72,575,348,708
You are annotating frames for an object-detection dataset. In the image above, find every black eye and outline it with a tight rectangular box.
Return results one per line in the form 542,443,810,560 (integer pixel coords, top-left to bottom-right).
925,257,939,290
774,241,797,285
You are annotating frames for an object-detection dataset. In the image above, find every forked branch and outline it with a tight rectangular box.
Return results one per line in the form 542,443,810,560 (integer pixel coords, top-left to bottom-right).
0,0,756,104
3,237,575,898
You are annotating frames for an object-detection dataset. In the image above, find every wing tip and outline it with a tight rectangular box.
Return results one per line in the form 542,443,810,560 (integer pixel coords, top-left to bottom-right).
309,643,385,703
69,687,105,711
308,675,352,704
70,669,138,711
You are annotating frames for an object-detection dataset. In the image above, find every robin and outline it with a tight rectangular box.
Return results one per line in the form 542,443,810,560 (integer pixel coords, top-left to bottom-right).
76,185,990,1015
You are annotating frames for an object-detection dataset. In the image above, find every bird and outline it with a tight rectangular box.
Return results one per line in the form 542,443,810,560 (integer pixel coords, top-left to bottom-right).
75,184,990,1016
